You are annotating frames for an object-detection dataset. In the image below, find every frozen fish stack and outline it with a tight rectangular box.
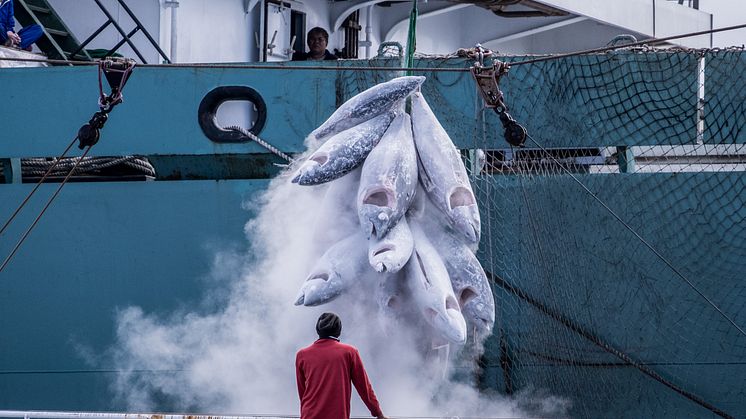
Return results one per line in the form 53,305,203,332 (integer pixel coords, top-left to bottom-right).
292,76,495,346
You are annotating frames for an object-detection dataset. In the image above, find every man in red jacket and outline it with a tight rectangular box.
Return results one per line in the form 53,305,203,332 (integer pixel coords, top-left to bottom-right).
296,312,388,419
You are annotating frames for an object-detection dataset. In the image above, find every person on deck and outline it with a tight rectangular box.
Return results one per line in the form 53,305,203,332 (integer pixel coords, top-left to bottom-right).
291,27,338,61
0,0,43,51
295,312,388,419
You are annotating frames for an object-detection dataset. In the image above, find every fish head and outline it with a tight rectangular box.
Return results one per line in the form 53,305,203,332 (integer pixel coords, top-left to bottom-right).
369,241,412,273
425,295,467,345
458,287,495,338
292,153,329,185
450,203,481,245
294,271,343,306
368,222,413,273
358,187,397,239
408,250,467,344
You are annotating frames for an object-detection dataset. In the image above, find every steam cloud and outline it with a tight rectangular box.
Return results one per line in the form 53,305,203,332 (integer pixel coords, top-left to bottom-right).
109,169,570,418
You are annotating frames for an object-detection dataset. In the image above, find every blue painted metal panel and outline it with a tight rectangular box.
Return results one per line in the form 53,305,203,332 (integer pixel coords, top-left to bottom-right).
0,53,705,159
0,64,337,158
0,179,268,411
475,171,746,418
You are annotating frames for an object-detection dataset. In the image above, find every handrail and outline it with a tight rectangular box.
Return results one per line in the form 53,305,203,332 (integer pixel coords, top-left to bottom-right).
0,412,471,419
0,412,294,419
667,0,699,9
70,0,170,64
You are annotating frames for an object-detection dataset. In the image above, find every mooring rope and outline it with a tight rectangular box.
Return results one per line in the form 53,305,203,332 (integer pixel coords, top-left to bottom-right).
0,146,93,273
0,136,79,239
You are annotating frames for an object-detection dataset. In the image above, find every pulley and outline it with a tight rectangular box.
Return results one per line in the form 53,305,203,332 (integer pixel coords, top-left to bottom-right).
471,57,527,147
76,58,135,149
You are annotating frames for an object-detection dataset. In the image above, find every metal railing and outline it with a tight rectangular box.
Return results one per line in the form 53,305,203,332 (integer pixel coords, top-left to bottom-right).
667,0,699,9
70,0,170,63
0,412,470,419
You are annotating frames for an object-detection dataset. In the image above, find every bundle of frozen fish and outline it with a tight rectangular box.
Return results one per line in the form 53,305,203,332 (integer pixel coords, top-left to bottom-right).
291,76,495,346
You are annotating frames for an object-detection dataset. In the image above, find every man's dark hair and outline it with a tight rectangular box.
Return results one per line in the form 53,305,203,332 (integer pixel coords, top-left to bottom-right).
307,27,329,43
316,312,342,338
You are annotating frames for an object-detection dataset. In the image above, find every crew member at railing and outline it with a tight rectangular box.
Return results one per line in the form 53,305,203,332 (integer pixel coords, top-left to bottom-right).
296,312,388,419
0,0,42,51
292,27,338,61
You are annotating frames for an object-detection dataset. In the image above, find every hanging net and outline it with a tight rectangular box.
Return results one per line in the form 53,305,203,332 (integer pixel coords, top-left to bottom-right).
332,46,746,418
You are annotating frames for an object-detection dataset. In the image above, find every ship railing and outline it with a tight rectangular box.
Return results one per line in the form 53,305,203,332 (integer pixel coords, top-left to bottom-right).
0,412,298,419
666,0,699,9
0,412,459,419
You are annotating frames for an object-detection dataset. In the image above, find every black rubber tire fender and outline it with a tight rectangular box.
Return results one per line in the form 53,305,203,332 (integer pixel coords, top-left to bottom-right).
198,86,267,143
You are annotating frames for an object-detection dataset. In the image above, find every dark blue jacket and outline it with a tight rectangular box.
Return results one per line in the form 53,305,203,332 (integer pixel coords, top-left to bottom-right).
0,0,14,35
291,49,338,61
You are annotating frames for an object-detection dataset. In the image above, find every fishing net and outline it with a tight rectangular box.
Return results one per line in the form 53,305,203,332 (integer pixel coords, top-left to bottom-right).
335,46,746,418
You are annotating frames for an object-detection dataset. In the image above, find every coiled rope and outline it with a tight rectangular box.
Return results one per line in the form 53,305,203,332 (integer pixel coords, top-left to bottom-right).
21,156,155,178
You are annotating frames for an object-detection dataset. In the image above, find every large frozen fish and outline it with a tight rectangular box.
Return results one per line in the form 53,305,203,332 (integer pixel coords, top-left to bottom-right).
357,112,417,239
441,239,495,340
410,92,481,245
368,215,414,273
293,112,396,186
309,76,425,142
294,234,367,306
404,221,467,344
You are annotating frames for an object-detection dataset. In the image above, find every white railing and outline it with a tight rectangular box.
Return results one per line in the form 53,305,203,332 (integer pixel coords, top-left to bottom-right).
0,412,464,419
667,0,699,9
0,412,294,419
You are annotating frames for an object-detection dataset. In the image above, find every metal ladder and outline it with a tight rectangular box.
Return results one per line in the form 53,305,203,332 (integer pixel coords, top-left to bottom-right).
13,0,170,64
13,0,92,61
71,0,170,64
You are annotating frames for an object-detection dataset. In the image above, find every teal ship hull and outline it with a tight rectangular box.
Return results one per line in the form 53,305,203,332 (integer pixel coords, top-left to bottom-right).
1,53,745,418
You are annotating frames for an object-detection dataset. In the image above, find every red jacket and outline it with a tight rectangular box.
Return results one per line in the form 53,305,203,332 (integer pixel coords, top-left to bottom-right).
296,338,383,419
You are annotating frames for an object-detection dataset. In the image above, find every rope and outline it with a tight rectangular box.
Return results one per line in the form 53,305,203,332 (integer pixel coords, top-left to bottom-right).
484,270,734,419
226,126,294,162
0,136,78,239
0,146,93,273
521,133,746,341
21,156,155,177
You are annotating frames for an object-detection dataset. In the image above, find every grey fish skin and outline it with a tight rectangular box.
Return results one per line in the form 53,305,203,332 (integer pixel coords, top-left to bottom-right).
368,215,414,273
410,92,481,245
419,200,493,338
375,271,410,334
404,220,467,345
357,112,417,240
441,239,495,341
309,76,425,142
294,234,367,307
292,112,396,186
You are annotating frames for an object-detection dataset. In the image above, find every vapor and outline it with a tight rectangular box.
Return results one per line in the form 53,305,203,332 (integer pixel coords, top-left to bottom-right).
109,169,569,418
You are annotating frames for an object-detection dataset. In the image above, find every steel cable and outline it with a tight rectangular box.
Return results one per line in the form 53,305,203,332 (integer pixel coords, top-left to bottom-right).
0,146,93,273
0,136,78,238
